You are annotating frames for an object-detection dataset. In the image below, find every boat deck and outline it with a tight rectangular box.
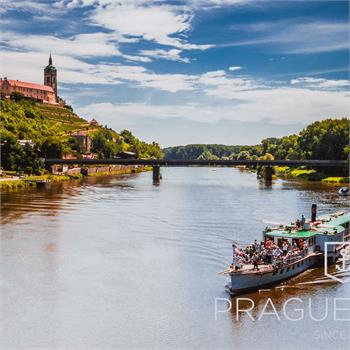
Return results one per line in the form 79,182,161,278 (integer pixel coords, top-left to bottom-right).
228,264,273,275
226,252,323,276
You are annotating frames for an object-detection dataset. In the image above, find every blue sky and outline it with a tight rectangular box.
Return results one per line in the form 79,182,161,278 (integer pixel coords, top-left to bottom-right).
0,0,348,146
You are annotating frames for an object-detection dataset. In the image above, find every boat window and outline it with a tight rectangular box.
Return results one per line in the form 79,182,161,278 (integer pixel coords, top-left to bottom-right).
280,269,284,274
292,265,295,270
297,262,300,267
287,267,290,272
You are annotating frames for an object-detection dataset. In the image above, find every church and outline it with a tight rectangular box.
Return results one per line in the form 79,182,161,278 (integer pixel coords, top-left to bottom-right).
0,54,59,105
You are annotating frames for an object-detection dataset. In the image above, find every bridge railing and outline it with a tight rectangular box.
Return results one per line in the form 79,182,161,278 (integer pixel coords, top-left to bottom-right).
43,158,348,167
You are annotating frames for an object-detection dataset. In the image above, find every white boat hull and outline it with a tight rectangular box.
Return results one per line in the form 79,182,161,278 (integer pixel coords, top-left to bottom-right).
228,254,320,295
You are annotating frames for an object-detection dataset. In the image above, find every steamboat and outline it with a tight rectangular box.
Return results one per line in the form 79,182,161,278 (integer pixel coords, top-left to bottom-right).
222,206,350,295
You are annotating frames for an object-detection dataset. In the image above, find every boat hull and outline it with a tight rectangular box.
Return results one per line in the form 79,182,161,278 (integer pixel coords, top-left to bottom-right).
228,254,320,295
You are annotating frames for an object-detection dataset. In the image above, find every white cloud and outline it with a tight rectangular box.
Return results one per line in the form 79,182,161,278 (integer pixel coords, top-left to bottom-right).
198,70,262,95
76,85,349,129
0,0,213,65
55,0,213,52
89,2,201,50
224,20,348,54
0,31,121,58
290,77,350,89
122,55,152,63
0,0,53,14
139,49,190,63
229,66,243,71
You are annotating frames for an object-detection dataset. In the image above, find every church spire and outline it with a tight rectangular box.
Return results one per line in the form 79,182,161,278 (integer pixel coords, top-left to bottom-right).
49,52,52,66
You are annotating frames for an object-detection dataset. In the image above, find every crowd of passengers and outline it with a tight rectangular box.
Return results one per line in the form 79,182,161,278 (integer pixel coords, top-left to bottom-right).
231,238,308,271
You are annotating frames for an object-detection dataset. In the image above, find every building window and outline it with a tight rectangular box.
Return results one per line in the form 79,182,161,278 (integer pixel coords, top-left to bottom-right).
46,77,50,84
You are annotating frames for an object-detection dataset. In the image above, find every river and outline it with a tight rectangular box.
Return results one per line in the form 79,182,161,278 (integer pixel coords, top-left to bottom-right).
1,168,349,349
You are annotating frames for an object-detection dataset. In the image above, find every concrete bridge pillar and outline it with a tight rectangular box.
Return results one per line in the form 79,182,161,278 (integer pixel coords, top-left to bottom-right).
264,166,273,182
153,165,161,182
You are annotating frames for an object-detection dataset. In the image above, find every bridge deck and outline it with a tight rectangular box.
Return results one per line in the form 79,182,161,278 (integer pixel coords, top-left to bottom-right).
44,159,348,167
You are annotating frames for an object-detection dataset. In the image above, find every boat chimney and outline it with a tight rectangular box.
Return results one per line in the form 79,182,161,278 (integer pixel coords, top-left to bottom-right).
311,204,317,222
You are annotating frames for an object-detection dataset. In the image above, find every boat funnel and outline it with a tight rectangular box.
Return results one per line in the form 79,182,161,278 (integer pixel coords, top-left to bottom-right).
311,204,317,222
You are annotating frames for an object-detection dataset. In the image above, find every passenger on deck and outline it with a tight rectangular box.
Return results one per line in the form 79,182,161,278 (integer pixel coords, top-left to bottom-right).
252,253,259,271
303,241,308,254
301,215,306,229
260,241,265,252
273,246,282,259
254,240,260,253
282,242,288,256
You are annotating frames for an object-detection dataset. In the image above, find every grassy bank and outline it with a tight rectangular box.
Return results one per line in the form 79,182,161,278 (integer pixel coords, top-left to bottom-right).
321,177,350,183
0,174,83,191
275,166,349,183
86,166,151,177
0,166,152,192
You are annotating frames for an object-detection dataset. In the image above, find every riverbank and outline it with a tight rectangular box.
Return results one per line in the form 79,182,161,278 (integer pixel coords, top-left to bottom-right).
275,166,349,183
0,166,151,192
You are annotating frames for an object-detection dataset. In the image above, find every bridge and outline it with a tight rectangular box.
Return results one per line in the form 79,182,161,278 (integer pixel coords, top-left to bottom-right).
44,158,348,182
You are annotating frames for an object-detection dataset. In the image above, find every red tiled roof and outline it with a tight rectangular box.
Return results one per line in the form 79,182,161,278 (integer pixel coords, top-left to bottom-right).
4,79,54,93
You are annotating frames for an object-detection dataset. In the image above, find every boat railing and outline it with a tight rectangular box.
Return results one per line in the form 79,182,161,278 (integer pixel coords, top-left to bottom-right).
273,250,308,267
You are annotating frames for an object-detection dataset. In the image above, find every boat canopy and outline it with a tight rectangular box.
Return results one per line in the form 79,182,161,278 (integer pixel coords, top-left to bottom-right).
323,213,350,227
264,212,349,240
265,229,318,239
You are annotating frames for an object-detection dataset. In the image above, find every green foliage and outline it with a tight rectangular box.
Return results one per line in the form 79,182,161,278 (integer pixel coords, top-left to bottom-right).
164,119,349,165
197,150,219,160
92,128,120,158
1,99,163,174
321,177,350,183
297,118,349,160
164,144,242,160
0,98,56,141
40,136,65,158
1,130,41,174
261,135,299,160
120,129,163,159
237,151,251,160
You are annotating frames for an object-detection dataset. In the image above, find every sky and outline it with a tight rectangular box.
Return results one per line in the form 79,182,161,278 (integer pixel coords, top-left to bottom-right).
0,0,349,147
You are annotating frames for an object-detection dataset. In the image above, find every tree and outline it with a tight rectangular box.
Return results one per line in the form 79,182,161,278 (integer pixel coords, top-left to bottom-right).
92,129,119,158
40,137,64,158
197,150,219,160
298,118,349,160
0,131,24,171
20,143,41,174
237,151,251,160
0,131,40,174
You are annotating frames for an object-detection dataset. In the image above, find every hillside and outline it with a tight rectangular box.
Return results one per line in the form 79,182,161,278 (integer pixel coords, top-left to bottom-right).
0,97,163,174
35,103,92,134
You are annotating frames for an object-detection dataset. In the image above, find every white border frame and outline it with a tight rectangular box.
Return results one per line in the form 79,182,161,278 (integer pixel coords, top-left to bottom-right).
324,242,350,284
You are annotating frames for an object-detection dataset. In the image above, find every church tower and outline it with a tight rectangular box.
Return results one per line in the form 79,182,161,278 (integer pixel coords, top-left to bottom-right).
44,53,57,101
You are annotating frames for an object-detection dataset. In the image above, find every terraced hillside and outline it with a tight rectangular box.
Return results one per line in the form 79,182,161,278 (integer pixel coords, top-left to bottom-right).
35,103,93,134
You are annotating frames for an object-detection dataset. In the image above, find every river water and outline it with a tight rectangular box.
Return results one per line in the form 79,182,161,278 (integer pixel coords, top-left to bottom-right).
1,168,349,349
